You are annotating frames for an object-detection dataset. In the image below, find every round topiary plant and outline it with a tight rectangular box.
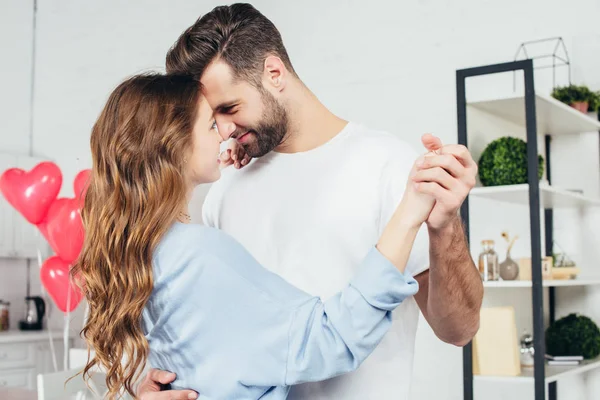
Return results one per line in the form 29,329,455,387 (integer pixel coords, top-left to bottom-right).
546,313,600,359
478,137,544,187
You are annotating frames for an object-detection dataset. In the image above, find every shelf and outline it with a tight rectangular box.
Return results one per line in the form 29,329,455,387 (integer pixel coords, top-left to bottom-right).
483,279,600,288
469,184,600,208
468,94,600,136
475,357,600,384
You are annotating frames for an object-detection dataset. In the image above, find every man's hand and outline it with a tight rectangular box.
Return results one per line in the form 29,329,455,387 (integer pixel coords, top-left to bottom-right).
219,141,252,169
137,369,198,400
412,134,477,231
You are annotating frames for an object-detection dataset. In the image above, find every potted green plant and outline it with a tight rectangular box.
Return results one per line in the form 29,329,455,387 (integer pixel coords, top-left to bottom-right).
551,84,595,113
478,137,544,187
546,313,600,359
588,90,600,113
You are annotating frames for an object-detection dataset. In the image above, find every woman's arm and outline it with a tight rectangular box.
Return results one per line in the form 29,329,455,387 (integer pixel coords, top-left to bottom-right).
282,246,418,385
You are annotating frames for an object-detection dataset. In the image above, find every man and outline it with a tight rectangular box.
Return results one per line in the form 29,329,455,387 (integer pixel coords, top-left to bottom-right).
138,3,483,399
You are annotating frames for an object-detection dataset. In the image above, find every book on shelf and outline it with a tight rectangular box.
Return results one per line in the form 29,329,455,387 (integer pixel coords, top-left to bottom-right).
547,360,581,366
545,354,583,366
545,354,584,361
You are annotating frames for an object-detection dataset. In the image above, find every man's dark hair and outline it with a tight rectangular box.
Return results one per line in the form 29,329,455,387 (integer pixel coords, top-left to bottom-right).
166,3,296,85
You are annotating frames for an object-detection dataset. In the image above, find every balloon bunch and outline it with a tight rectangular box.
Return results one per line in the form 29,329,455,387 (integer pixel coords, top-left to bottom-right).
0,162,90,313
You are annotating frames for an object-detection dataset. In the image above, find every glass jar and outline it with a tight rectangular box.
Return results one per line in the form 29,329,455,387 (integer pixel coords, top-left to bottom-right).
0,301,9,331
478,240,499,281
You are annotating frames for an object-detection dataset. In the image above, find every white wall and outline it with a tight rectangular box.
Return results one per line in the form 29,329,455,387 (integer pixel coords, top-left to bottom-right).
0,0,39,331
2,0,600,399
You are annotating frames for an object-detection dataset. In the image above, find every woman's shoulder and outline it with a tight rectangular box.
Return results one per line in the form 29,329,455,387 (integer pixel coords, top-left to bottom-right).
161,222,224,243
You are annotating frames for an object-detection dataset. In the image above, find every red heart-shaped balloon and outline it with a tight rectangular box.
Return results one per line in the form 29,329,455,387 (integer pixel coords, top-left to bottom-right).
40,256,83,313
37,169,90,246
73,169,91,205
44,198,84,264
0,162,62,224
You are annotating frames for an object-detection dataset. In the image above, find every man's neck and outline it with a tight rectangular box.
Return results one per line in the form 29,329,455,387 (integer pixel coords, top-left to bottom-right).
275,84,347,154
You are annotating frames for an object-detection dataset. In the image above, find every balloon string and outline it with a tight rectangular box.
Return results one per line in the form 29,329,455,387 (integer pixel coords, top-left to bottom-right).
64,285,71,370
37,247,58,372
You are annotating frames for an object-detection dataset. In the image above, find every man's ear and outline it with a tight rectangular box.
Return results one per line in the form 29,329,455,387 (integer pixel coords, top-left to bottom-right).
263,56,287,92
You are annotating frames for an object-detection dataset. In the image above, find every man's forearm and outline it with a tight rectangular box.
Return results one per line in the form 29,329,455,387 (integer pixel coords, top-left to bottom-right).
426,217,483,346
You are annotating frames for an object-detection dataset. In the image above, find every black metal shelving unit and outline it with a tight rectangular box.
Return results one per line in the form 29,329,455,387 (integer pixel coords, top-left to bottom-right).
456,59,563,400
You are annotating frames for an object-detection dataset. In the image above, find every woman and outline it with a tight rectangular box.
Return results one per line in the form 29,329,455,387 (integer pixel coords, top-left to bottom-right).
73,73,434,400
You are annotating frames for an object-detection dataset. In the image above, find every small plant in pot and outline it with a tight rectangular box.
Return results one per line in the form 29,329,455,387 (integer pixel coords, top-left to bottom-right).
588,90,600,113
551,84,595,113
546,313,600,359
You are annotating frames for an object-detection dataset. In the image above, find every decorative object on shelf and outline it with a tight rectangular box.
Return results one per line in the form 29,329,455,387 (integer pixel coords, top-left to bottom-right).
499,231,519,280
551,267,580,280
499,257,519,280
513,37,571,90
552,246,576,268
551,242,580,280
478,137,544,187
473,307,521,376
478,240,499,281
551,84,599,114
517,256,552,281
0,300,9,331
546,313,600,360
519,331,535,367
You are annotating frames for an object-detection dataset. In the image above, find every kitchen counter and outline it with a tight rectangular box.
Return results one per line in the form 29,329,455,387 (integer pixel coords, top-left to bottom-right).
0,330,74,344
0,387,37,400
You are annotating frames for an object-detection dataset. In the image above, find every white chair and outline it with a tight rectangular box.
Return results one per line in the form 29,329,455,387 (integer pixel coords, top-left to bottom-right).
68,349,135,400
69,348,94,370
37,368,107,400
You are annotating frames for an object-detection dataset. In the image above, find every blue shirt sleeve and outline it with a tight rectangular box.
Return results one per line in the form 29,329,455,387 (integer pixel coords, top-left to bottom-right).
284,247,418,385
146,226,418,397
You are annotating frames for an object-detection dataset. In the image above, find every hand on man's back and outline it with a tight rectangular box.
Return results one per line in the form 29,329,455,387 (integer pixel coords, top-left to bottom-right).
136,368,198,400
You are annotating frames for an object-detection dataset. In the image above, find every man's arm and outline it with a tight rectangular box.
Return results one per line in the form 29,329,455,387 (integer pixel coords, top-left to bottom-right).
411,137,483,347
413,217,483,346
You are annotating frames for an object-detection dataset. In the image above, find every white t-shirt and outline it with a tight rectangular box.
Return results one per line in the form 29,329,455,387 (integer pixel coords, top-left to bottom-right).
202,122,430,400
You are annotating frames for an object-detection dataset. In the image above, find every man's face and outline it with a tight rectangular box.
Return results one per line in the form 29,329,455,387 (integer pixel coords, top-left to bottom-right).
200,60,288,158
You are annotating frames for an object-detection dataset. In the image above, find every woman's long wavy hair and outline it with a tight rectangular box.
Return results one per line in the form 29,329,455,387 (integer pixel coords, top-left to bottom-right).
71,73,200,399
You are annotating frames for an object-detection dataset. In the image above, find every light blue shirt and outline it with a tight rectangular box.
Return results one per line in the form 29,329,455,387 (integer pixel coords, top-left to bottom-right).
142,223,418,399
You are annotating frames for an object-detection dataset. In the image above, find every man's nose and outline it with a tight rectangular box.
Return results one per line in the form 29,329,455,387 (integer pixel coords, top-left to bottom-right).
217,120,236,141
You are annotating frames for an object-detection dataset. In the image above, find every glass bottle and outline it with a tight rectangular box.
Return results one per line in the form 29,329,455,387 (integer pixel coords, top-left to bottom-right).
478,240,499,281
0,301,9,331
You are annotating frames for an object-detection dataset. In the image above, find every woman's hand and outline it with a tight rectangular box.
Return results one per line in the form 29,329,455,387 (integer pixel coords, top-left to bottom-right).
219,141,252,169
136,369,198,400
397,152,437,228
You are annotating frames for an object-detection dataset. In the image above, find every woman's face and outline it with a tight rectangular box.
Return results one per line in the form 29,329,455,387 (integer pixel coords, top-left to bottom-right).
187,97,223,185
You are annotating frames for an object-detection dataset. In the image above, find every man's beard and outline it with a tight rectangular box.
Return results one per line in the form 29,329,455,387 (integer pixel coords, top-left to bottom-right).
234,89,288,158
